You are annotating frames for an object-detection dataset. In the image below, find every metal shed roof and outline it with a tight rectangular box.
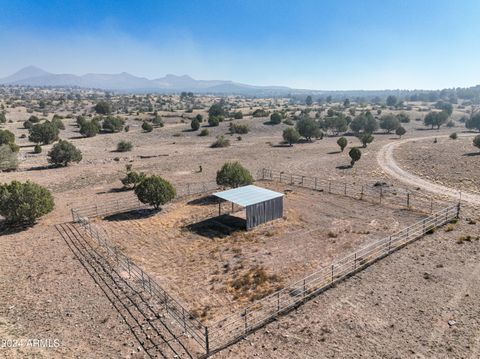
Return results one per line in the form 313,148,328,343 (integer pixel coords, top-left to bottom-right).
213,185,284,207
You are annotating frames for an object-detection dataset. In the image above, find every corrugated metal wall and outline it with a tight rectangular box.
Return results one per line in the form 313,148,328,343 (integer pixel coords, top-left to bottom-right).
246,197,283,229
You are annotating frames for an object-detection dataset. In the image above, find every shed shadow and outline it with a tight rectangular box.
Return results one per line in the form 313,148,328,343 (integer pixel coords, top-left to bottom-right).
186,214,246,239
187,195,219,206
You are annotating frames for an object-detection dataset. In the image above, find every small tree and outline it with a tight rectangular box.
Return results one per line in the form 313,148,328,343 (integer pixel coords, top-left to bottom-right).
0,129,15,147
450,132,458,140
465,113,480,132
424,111,449,129
121,169,146,189
208,116,220,127
305,95,313,106
102,116,125,132
349,147,361,167
386,95,397,107
208,103,225,118
216,162,253,188
233,111,243,119
134,175,176,210
395,126,406,138
396,112,410,123
95,100,112,115
142,121,153,132
474,135,480,150
80,120,100,137
195,114,203,122
283,127,300,146
0,144,18,171
296,117,320,141
48,140,82,167
0,180,54,224
199,128,209,136
359,133,374,148
28,121,59,145
270,112,282,124
152,115,164,127
191,118,200,131
116,141,133,152
34,144,42,153
337,137,348,152
211,135,230,148
379,114,400,133
0,112,6,124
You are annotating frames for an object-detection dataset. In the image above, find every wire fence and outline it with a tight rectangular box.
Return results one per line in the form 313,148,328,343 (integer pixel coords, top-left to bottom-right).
260,168,448,214
70,175,461,356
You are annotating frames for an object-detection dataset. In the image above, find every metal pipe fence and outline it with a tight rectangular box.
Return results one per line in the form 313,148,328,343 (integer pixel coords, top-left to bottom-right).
70,175,461,356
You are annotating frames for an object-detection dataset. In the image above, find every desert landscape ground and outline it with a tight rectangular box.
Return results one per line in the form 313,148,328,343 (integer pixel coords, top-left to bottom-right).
1,85,480,359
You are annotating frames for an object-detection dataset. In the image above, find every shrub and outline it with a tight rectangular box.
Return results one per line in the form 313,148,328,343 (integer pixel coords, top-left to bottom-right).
465,113,480,132
424,111,449,129
296,117,320,141
124,125,130,132
349,147,361,167
80,120,100,137
208,116,220,127
116,141,133,152
283,127,300,146
216,161,253,188
450,132,458,140
379,114,400,133
102,116,125,133
76,115,86,127
446,120,455,128
208,103,225,118
28,115,40,123
121,170,146,189
229,123,249,134
252,109,269,117
23,120,33,129
195,114,203,122
34,144,42,153
134,175,176,210
473,135,480,150
337,137,348,152
28,121,59,144
0,145,18,171
199,128,209,136
211,135,230,148
396,112,410,123
270,112,282,124
233,111,243,119
396,126,406,138
142,121,153,132
51,116,65,130
358,133,374,148
152,115,164,127
0,112,6,124
191,118,200,131
47,140,82,166
283,118,294,126
95,100,112,115
0,129,15,147
0,181,54,224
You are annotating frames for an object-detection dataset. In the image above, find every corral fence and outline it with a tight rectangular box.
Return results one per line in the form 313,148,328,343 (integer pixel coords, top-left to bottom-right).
260,168,449,214
71,177,461,356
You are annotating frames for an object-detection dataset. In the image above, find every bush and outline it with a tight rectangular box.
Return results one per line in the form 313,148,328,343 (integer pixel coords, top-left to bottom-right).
359,133,374,148
208,103,225,118
270,112,282,124
283,118,294,126
211,135,230,148
0,129,15,147
296,117,320,141
396,126,406,138
116,141,133,152
121,170,146,189
51,116,65,130
208,116,220,127
0,112,6,123
446,120,455,128
95,100,112,115
337,137,347,152
28,121,59,144
102,116,125,133
76,115,86,127
349,147,361,167
283,127,300,146
195,114,203,122
152,115,164,127
191,118,200,131
28,115,40,123
229,123,249,134
396,112,410,123
47,140,82,166
142,121,153,132
233,111,243,119
134,175,176,210
0,181,54,224
450,132,458,140
34,144,42,153
199,128,209,136
379,114,400,133
466,113,480,132
216,162,253,188
0,145,18,171
252,109,269,117
80,120,100,137
474,135,480,150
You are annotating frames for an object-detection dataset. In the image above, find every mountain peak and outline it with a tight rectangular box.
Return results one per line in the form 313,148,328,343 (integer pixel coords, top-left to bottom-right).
1,66,51,83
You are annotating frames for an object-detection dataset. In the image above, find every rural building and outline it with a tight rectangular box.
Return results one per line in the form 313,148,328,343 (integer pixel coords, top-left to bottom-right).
213,185,284,230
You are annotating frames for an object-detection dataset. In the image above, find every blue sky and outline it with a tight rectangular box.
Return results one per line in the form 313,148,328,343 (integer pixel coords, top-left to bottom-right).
0,0,479,90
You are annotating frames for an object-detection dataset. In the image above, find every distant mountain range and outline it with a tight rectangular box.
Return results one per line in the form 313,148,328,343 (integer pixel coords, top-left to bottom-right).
0,66,295,95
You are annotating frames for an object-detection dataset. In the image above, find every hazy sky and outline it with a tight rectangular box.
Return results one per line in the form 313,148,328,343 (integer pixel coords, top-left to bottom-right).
0,0,479,90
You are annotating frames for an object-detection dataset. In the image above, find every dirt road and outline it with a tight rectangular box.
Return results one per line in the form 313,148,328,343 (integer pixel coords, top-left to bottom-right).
377,134,480,206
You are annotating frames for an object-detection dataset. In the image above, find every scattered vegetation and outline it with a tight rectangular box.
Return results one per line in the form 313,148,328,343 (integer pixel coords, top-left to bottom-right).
134,175,176,210
216,161,253,188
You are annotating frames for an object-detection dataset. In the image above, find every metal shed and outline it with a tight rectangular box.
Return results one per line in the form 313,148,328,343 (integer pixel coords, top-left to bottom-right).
213,185,284,230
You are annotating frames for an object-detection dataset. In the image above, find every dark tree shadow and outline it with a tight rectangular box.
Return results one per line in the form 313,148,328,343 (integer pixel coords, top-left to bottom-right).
271,144,292,148
327,150,342,154
186,214,246,239
336,164,352,170
96,187,131,195
0,221,35,235
463,152,480,157
187,195,219,206
103,208,159,221
26,164,54,171
69,135,85,140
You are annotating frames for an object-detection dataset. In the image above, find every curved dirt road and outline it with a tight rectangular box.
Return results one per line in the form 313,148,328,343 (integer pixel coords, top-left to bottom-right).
377,134,480,206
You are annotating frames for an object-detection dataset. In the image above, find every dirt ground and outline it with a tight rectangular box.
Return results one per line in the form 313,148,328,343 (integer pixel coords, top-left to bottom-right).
91,182,425,324
396,135,480,194
1,96,479,358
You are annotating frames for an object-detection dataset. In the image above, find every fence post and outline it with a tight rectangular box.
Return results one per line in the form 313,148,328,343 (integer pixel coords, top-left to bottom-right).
344,183,347,195
277,292,280,312
354,253,357,270
314,178,317,191
328,181,331,193
205,326,209,355
303,279,306,300
456,203,461,218
331,265,334,283
379,187,383,204
290,174,293,185
407,193,410,208
71,209,75,222
360,186,364,200
423,219,426,234
430,199,433,213
244,309,248,333
388,236,392,253
262,168,266,180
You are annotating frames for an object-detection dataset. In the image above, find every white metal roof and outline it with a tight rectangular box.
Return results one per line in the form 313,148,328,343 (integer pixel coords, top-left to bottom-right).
213,185,284,207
